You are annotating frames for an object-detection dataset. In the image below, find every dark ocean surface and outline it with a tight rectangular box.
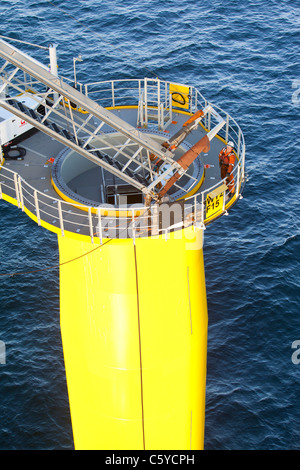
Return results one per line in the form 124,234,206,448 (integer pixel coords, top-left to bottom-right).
0,0,299,450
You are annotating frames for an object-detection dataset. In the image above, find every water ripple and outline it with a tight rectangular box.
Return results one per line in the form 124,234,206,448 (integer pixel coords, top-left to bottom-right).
0,0,299,451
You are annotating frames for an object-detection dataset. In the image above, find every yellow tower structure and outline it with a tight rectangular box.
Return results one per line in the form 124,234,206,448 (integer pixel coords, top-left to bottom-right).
58,227,207,450
0,39,246,450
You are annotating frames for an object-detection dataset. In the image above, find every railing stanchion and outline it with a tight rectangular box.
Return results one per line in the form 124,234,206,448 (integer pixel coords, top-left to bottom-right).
111,81,115,107
225,114,229,142
242,144,246,181
88,207,94,244
144,78,148,128
18,176,24,211
169,92,173,123
132,209,136,244
13,173,20,208
237,128,241,159
194,194,197,230
204,99,208,128
58,200,64,236
34,190,41,225
0,145,4,166
97,206,103,244
236,164,240,198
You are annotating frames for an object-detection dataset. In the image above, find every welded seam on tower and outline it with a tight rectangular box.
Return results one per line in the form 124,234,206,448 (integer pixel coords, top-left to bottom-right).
133,243,146,450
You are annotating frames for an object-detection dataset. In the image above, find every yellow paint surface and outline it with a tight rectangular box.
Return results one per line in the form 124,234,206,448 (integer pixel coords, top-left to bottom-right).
58,227,208,450
169,83,190,110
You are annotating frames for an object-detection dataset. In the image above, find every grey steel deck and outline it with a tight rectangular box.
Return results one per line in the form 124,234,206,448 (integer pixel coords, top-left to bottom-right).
0,39,246,242
0,106,235,242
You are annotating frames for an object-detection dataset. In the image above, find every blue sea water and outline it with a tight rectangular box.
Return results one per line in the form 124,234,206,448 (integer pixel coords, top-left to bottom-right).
0,0,299,450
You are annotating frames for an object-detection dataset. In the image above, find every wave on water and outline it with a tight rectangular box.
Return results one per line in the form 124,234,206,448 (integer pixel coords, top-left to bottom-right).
0,0,299,450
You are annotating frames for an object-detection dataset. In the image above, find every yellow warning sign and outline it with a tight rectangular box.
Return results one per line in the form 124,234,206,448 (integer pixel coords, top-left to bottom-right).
170,83,190,110
206,192,224,219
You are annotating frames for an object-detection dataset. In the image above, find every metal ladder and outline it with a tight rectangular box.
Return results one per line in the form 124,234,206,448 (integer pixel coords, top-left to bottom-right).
0,39,183,199
7,97,148,187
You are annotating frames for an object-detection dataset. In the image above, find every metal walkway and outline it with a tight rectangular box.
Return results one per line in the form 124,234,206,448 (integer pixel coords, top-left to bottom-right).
0,40,183,198
0,39,224,201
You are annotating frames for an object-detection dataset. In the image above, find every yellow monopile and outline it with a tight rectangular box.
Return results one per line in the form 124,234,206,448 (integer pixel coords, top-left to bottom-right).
58,226,208,450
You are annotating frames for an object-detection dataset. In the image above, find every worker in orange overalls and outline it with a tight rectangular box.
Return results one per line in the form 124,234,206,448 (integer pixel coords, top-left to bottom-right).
219,141,236,196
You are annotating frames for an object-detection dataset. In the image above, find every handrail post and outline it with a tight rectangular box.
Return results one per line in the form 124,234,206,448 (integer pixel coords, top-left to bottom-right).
189,86,193,113
237,128,241,159
18,176,24,211
0,145,4,166
97,206,103,244
58,200,64,236
34,190,41,225
242,143,246,181
194,194,197,230
194,89,198,110
111,81,115,107
204,99,208,128
225,114,229,142
138,79,141,103
144,78,148,128
169,91,173,123
13,173,20,208
88,207,94,244
157,79,161,129
158,103,165,131
132,209,136,244
236,164,240,198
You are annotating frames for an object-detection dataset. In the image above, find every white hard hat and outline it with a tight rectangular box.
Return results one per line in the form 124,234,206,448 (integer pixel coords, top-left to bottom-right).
227,141,234,147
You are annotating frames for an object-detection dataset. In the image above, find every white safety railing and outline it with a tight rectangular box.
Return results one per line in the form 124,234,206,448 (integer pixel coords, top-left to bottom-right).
80,78,245,176
0,164,156,242
80,77,246,201
0,78,246,242
0,163,243,243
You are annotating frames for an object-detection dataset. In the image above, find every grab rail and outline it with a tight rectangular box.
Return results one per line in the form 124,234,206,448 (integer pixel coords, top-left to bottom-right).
0,78,246,242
